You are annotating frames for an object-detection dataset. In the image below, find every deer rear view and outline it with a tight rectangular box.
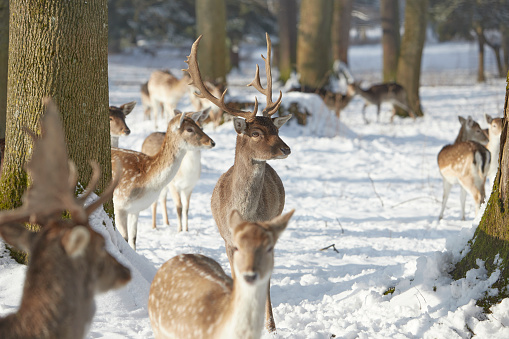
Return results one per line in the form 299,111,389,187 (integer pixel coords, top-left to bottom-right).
184,33,291,332
0,98,131,339
438,115,490,220
148,209,294,339
109,101,136,147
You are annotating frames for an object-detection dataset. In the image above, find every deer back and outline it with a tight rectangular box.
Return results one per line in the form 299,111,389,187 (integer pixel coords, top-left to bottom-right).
147,70,190,106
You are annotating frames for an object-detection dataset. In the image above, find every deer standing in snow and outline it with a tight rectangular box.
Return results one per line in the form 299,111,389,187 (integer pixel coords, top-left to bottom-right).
438,116,490,220
141,108,211,232
148,209,294,339
185,33,291,332
0,98,131,339
109,101,136,147
485,113,504,182
147,69,191,127
111,110,215,250
348,82,415,123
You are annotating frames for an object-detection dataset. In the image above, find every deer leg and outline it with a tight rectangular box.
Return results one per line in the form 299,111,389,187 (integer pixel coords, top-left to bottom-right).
376,104,381,123
438,179,452,220
159,186,170,226
265,283,276,332
181,190,192,232
362,103,369,124
151,202,157,229
115,208,129,242
170,185,183,232
127,213,139,250
150,98,159,128
459,187,467,221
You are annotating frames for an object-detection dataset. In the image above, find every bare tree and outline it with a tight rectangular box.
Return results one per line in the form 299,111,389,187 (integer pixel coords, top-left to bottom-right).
278,0,297,82
332,0,353,65
381,0,400,82
0,0,7,139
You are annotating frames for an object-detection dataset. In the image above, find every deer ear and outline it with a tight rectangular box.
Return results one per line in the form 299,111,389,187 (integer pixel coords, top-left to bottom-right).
191,107,210,123
264,209,294,242
229,209,245,231
485,113,493,124
233,117,247,134
62,226,90,258
273,114,292,129
458,116,466,125
172,110,185,130
0,223,37,254
120,101,136,116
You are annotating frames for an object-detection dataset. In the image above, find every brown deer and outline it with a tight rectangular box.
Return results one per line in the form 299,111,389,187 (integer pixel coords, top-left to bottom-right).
109,101,136,147
147,69,191,127
111,110,215,250
184,33,291,332
141,108,211,232
348,81,415,123
148,209,294,339
485,113,504,181
438,116,490,220
0,98,131,339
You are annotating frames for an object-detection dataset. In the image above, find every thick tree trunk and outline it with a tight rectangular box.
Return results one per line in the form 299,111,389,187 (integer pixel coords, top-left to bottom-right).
0,0,111,247
196,0,227,86
502,26,509,75
395,0,427,118
332,0,353,65
278,0,297,82
474,24,486,82
381,0,400,82
0,0,7,139
297,0,333,89
452,76,509,309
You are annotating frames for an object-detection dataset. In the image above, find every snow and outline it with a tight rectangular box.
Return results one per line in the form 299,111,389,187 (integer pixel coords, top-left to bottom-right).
1,40,508,338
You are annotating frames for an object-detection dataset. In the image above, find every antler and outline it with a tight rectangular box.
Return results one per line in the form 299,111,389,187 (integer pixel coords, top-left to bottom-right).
184,35,259,121
247,33,283,117
0,97,120,226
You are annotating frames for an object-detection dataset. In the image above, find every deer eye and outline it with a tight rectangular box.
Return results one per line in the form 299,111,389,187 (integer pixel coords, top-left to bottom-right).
186,128,194,133
267,246,273,253
251,131,260,138
109,117,113,121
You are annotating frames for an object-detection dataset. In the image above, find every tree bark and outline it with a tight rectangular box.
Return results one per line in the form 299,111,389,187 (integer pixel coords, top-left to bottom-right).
0,0,8,139
395,0,427,118
0,0,111,242
381,0,400,82
278,0,297,82
297,0,333,89
331,0,353,65
195,0,227,86
474,23,486,82
502,26,509,75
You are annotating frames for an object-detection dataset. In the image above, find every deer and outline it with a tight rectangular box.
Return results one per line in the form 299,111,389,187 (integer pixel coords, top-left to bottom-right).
140,81,154,120
0,98,131,339
147,69,191,127
184,33,292,333
485,113,504,182
189,81,224,127
148,209,294,339
109,101,136,147
438,115,491,220
348,81,415,123
141,108,211,232
111,110,215,250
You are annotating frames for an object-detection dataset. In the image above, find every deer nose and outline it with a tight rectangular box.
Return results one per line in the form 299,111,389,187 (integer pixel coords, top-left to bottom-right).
124,129,131,136
210,140,216,147
243,272,258,284
280,147,291,156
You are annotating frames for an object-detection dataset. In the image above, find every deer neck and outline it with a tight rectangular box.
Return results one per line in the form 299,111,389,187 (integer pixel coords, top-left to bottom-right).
145,133,187,187
454,125,470,144
220,278,268,339
110,135,119,148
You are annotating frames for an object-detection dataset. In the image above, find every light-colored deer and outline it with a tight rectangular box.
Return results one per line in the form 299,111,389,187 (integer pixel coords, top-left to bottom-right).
140,81,154,120
111,110,215,250
485,113,504,181
147,69,191,126
148,209,294,339
185,33,291,332
110,101,136,147
438,116,490,220
348,81,415,123
141,108,211,232
0,98,131,339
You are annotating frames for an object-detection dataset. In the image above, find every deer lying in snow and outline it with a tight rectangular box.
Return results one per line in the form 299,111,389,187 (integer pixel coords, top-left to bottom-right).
141,108,211,232
109,101,136,147
185,33,291,332
348,81,415,123
0,98,131,339
148,209,294,339
485,113,504,181
111,110,215,250
438,116,490,220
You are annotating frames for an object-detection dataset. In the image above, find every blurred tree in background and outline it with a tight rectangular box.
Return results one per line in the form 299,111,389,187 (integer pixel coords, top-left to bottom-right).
0,0,7,139
380,0,400,82
332,0,353,66
277,0,297,82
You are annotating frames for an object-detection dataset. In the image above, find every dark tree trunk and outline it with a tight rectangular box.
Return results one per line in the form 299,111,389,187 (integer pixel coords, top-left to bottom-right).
278,0,297,82
381,0,400,82
0,0,7,139
474,24,486,82
502,26,509,75
332,0,353,65
297,0,333,89
196,0,227,86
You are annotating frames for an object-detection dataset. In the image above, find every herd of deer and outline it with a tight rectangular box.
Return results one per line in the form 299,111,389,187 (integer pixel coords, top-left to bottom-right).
0,32,504,339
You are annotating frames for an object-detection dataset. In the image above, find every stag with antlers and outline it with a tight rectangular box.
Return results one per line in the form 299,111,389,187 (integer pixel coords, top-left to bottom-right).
184,33,292,333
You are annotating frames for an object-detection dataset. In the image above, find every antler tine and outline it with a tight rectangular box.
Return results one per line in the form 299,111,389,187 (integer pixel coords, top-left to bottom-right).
247,33,283,117
184,35,257,120
84,161,122,217
77,161,100,205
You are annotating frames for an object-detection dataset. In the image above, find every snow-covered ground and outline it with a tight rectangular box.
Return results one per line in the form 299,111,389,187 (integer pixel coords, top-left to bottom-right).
1,41,508,338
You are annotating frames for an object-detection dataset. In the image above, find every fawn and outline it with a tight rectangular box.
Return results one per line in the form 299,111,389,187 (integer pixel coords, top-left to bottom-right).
109,101,136,147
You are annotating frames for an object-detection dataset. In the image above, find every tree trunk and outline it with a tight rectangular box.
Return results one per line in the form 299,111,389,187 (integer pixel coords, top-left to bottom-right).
278,0,297,82
381,0,400,82
297,0,334,89
196,0,227,86
332,0,353,65
474,24,486,82
0,0,111,262
502,26,509,75
395,0,427,118
0,0,7,139
452,75,509,309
